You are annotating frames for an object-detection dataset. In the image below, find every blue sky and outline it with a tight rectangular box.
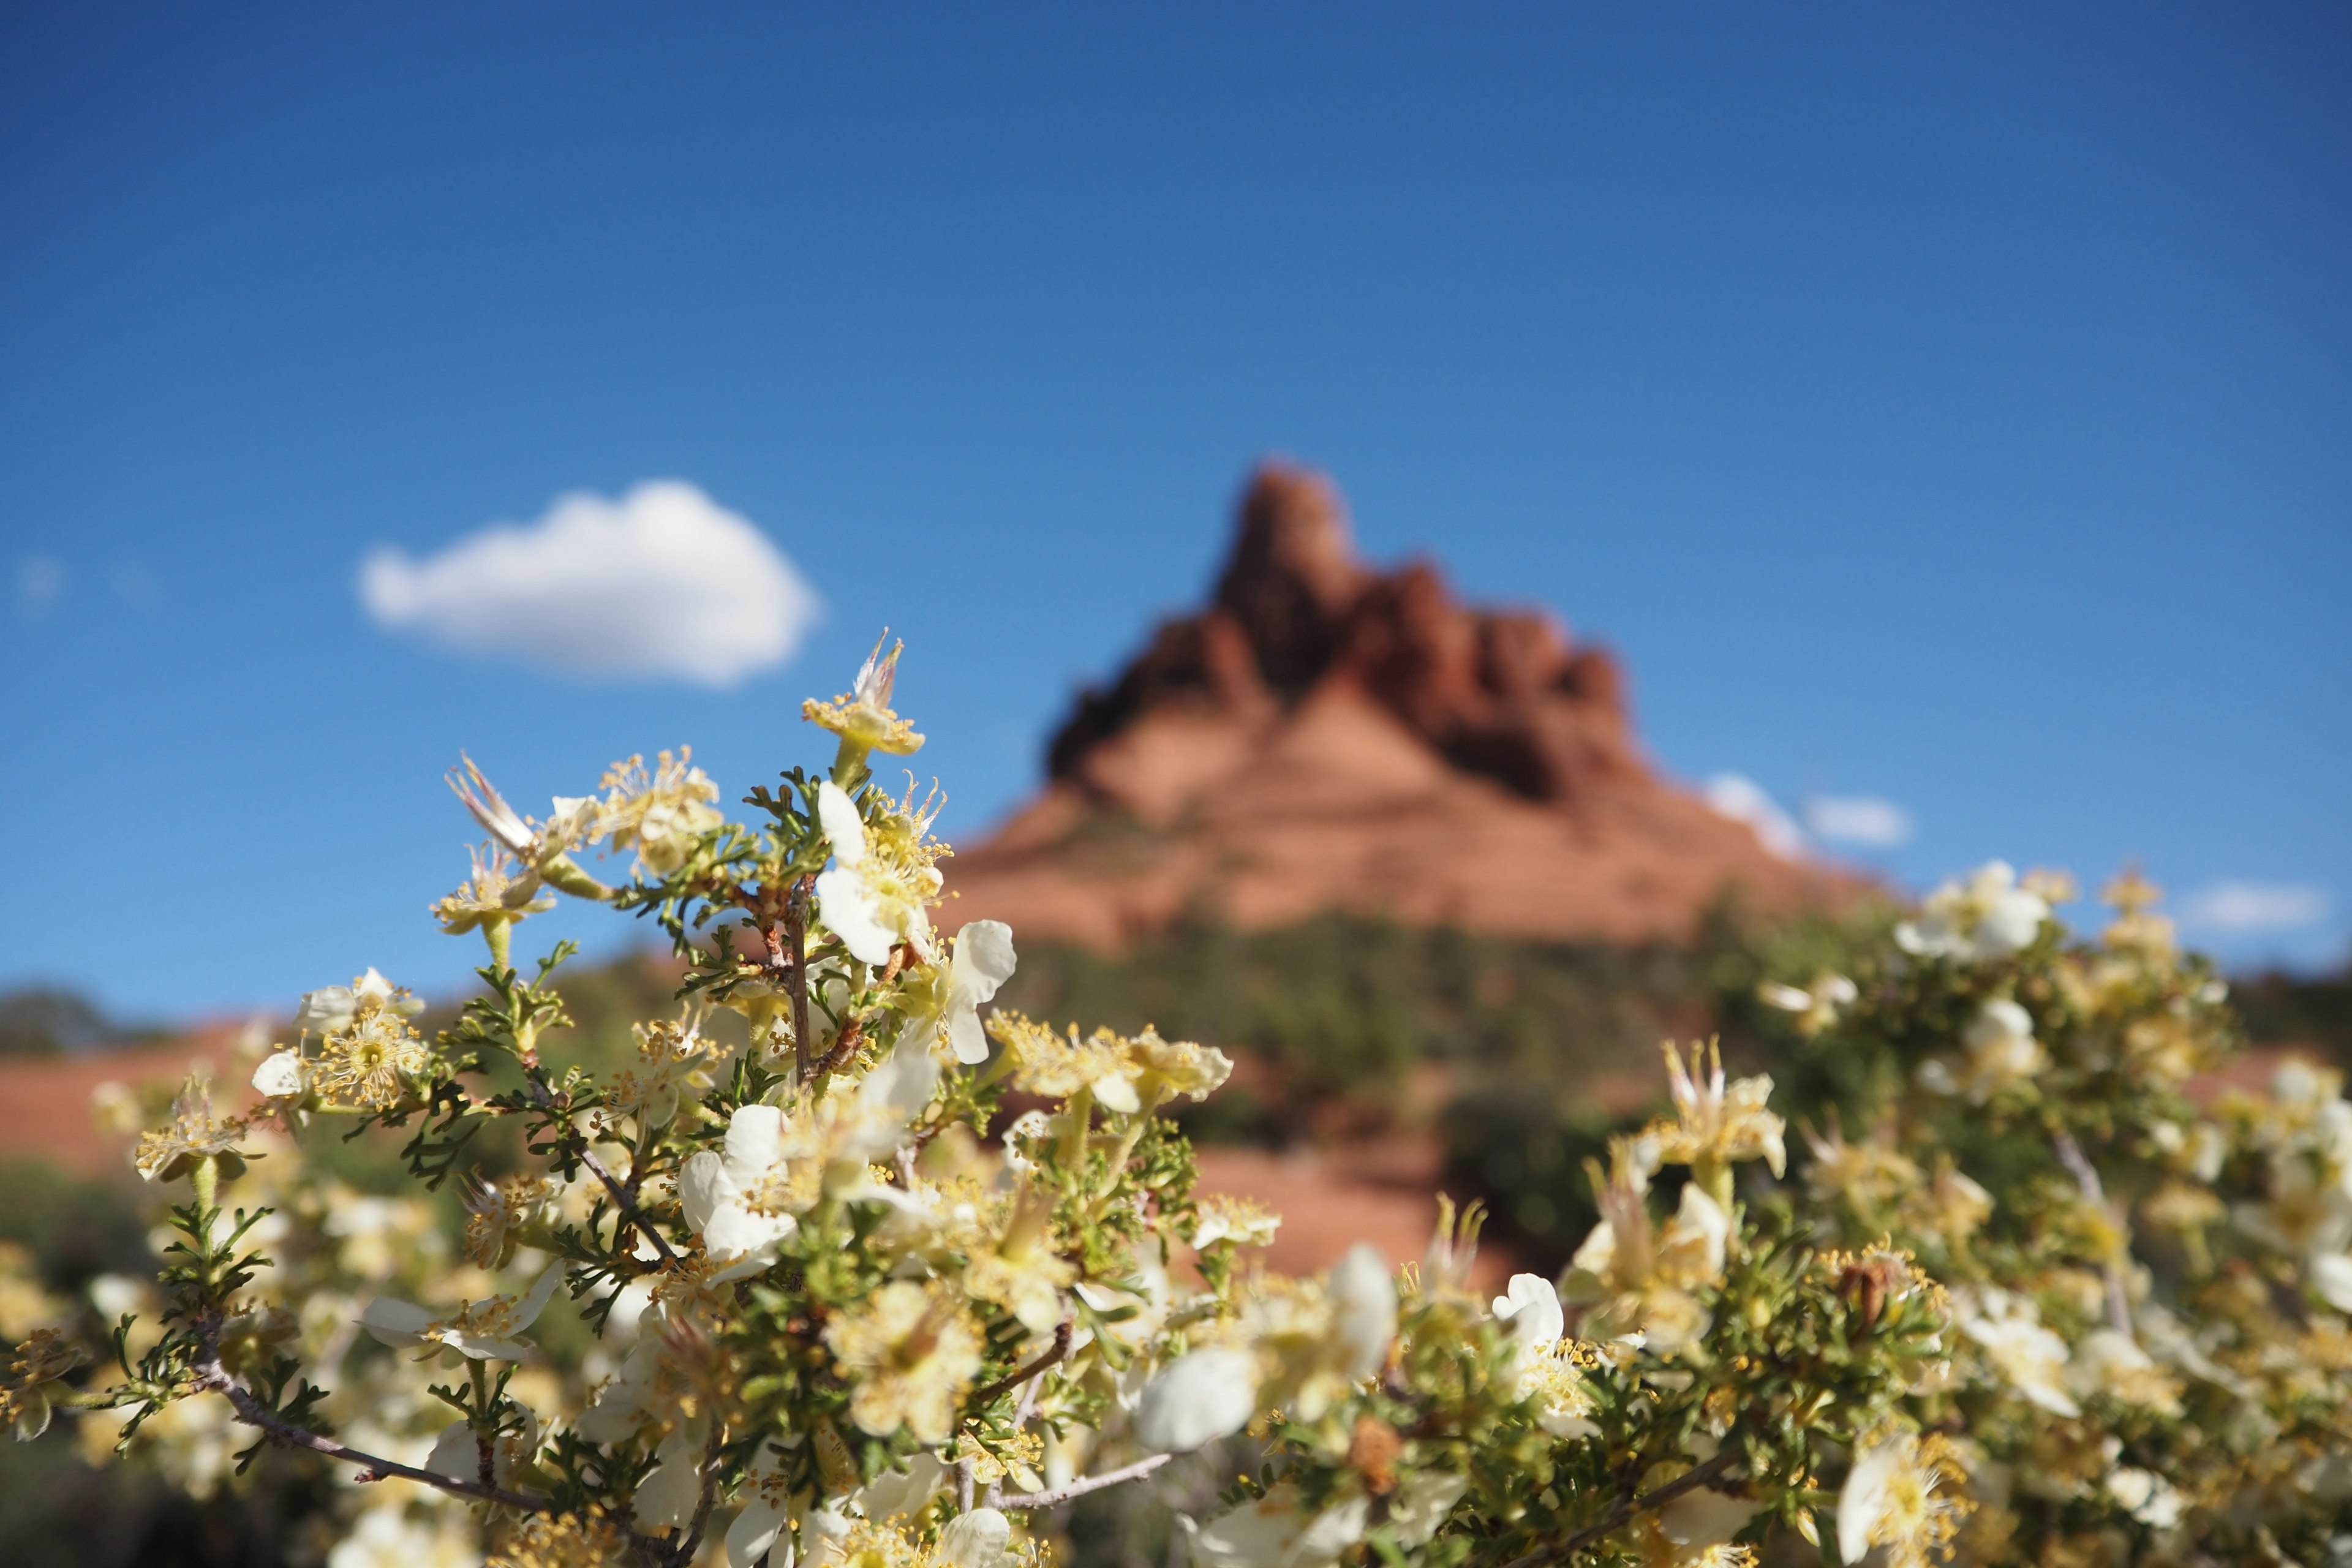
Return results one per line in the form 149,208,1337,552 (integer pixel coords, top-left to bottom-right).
4,2,2347,1022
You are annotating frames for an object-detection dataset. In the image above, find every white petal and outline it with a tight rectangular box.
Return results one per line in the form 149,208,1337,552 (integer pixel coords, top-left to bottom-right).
635,1427,704,1529
2311,1252,2352,1313
1329,1244,1398,1376
862,1043,941,1124
1091,1072,1143,1115
358,1296,435,1348
251,1050,305,1098
728,1496,792,1568
425,1420,480,1482
816,867,897,966
681,1150,733,1235
1135,1348,1259,1453
1837,1441,1900,1563
937,1509,1011,1568
1493,1274,1564,1349
816,781,869,867
705,1201,794,1267
725,1104,790,1188
510,1264,565,1330
1185,1485,1309,1568
948,1003,991,1066
951,921,1019,1001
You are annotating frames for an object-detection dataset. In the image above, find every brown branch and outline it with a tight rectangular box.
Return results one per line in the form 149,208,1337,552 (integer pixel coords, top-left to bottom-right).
1499,1447,1742,1568
994,1452,1175,1511
812,1014,867,1080
787,875,814,1082
671,1420,729,1568
2052,1128,2136,1340
970,1316,1074,1406
191,1339,544,1513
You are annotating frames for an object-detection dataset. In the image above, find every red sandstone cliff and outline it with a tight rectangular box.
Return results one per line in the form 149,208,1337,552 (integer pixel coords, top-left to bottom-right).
943,462,1846,946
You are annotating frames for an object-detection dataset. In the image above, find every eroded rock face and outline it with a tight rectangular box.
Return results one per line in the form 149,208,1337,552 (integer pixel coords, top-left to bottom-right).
954,461,1847,947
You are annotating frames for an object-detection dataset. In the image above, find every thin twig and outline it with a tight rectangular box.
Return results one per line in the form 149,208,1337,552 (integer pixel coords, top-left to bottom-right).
2052,1128,2136,1340
1498,1447,1741,1568
526,1072,680,1270
971,1316,1074,1406
995,1452,1175,1511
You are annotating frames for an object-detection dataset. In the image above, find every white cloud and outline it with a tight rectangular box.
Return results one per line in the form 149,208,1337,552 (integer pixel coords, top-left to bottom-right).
1803,794,1914,850
360,481,820,687
17,554,64,617
2179,881,2330,934
1703,773,1806,861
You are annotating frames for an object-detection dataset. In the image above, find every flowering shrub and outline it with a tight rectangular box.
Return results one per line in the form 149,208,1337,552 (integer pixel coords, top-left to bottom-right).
9,643,2350,1568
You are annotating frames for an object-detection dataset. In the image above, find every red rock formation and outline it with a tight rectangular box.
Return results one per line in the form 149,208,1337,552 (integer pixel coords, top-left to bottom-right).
947,461,1845,947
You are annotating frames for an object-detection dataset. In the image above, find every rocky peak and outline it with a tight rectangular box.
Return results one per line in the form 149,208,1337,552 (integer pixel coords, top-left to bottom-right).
960,461,1845,949
1052,461,1638,804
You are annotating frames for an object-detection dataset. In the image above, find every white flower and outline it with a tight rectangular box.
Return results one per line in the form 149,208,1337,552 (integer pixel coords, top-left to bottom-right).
1896,860,2049,962
326,1506,478,1568
1385,1470,1469,1547
1182,1484,1370,1568
680,1104,801,1283
359,1265,562,1361
1135,1347,1259,1453
938,1508,1011,1568
423,1404,537,1488
1657,1485,1762,1551
293,968,418,1038
1837,1431,1965,1566
1758,972,1858,1036
2105,1466,2182,1529
1492,1273,1565,1351
251,1050,305,1099
1958,1287,2080,1417
853,1450,951,1522
815,780,932,965
943,921,1017,1065
1327,1243,1398,1378
1925,998,2049,1103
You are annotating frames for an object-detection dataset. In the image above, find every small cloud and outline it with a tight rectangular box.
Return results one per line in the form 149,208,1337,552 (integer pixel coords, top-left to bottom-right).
2179,881,2329,934
1703,773,1805,860
1802,794,1914,850
17,554,64,618
360,481,821,687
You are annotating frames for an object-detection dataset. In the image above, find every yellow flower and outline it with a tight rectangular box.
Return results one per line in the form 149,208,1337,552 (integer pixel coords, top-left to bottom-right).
133,1074,252,1183
462,1174,553,1270
432,842,555,935
804,637,925,760
1648,1040,1785,1179
1189,1195,1281,1251
600,748,722,876
823,1278,982,1444
314,991,431,1111
1757,972,1858,1037
2,1327,86,1440
361,1266,564,1362
987,1013,1230,1115
990,1014,1147,1112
